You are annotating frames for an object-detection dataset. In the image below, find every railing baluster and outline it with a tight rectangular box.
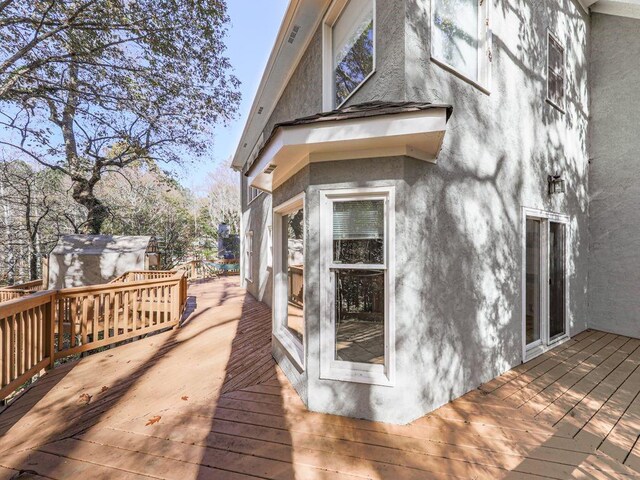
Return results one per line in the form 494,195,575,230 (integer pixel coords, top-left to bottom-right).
16,312,24,377
0,319,5,386
25,309,30,371
141,288,147,329
33,307,38,368
81,296,89,346
57,298,64,352
123,290,130,334
114,291,120,338
9,315,16,383
103,293,110,340
69,298,76,348
92,295,98,342
153,286,157,324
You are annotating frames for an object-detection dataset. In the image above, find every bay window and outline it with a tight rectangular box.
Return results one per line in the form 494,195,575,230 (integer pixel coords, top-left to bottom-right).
320,187,395,385
273,194,305,369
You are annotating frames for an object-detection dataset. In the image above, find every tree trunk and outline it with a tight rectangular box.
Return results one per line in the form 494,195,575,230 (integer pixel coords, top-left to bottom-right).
29,241,38,280
72,179,108,234
60,59,109,235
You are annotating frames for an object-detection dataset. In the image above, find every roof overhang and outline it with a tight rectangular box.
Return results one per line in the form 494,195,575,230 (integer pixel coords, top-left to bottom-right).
579,0,640,18
246,107,450,193
231,0,330,170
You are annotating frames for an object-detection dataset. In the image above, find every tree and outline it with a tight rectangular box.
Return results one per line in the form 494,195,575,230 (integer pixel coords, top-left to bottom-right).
0,158,73,281
98,161,197,268
0,0,240,233
206,163,240,236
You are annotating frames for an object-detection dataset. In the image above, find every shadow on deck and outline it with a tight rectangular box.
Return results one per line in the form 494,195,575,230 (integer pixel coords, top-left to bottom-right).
0,279,639,479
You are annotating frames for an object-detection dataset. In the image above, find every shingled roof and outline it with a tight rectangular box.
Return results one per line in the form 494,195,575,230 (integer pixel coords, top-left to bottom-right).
246,101,453,174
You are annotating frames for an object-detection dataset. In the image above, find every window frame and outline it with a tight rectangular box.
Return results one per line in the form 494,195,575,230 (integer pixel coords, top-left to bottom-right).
322,0,377,111
273,193,306,371
247,185,263,205
546,30,566,113
521,207,570,362
430,0,492,93
319,186,395,386
244,230,254,283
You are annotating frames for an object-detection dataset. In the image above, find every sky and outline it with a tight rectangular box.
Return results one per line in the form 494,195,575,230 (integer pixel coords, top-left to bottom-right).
0,1,289,193
183,0,290,193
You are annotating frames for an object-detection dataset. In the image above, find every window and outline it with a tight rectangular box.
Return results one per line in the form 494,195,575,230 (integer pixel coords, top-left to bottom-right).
431,0,491,90
547,32,565,111
323,0,375,110
320,187,395,385
273,194,305,369
245,230,253,282
248,185,262,204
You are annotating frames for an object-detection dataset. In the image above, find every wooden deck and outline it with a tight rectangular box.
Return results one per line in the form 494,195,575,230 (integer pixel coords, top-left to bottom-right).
0,279,639,479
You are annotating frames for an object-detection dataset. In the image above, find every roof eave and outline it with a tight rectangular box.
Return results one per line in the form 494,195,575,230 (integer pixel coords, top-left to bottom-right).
246,107,451,193
231,0,330,171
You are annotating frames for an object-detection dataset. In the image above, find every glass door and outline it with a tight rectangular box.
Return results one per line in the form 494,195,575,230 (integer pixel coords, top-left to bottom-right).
549,222,566,340
525,219,542,348
523,212,568,359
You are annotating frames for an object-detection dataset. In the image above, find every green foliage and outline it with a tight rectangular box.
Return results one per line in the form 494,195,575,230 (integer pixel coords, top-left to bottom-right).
0,0,240,233
98,163,198,268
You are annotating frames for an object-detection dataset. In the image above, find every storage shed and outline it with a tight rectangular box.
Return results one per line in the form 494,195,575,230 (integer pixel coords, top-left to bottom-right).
48,235,159,289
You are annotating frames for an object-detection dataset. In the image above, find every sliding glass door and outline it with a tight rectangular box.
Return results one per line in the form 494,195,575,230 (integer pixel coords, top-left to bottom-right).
523,211,568,359
549,222,566,340
525,219,542,347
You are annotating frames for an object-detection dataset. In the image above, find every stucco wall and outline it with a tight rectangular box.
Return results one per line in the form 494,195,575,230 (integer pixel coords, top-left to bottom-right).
273,157,421,424
402,0,591,413
242,0,592,423
241,176,273,306
589,13,640,338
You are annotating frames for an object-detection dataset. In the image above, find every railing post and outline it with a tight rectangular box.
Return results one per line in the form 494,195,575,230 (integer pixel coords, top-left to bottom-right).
45,293,55,370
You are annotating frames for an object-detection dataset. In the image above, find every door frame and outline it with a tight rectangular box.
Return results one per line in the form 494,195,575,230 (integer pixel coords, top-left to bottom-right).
521,207,570,362
272,192,306,371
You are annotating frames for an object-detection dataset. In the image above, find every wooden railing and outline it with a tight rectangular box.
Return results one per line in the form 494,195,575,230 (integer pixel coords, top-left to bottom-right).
0,292,54,401
178,259,239,280
109,270,176,284
0,270,187,400
0,279,46,303
288,265,304,306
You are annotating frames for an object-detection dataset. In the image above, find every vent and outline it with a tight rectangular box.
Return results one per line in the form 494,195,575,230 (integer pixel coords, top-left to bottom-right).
264,164,277,174
243,142,247,148
257,107,264,114
287,25,301,44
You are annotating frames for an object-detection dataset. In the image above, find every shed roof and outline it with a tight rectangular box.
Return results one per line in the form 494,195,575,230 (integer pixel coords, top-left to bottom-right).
51,235,154,255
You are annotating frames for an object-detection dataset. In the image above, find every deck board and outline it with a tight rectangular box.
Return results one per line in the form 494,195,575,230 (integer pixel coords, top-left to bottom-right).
0,278,639,479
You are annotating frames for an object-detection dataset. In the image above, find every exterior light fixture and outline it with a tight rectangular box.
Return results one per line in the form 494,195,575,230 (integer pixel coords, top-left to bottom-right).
548,173,565,195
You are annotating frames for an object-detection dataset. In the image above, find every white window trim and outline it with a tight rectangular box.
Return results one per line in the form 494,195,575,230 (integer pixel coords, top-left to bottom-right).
247,185,264,205
273,193,305,371
319,186,395,386
245,230,254,283
430,0,492,94
521,207,570,363
247,133,266,205
546,30,566,114
322,0,377,111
